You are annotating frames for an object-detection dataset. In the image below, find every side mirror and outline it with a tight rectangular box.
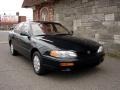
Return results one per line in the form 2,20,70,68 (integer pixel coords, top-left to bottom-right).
20,32,30,38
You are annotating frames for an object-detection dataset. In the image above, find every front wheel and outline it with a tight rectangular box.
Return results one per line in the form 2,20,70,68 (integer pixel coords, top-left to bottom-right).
10,42,17,56
32,51,48,75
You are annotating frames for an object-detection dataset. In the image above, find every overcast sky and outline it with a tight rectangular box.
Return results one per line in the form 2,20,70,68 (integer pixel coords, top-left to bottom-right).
0,0,33,20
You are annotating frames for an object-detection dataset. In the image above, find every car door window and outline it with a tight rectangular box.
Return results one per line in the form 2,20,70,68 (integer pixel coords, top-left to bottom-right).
20,23,30,35
14,23,24,34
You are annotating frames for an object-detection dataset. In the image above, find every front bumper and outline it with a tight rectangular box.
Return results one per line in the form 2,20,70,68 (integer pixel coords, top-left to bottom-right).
42,53,105,71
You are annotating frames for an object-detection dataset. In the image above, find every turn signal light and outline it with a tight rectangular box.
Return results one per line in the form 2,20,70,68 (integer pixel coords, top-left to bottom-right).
60,62,74,67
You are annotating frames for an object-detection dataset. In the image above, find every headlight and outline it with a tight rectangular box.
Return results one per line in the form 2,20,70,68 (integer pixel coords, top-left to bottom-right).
50,51,77,58
97,46,103,53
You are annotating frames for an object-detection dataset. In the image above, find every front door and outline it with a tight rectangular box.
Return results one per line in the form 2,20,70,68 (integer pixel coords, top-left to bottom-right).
19,23,32,58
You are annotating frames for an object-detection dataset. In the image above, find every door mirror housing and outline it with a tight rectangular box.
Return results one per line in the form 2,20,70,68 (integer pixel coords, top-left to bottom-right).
20,32,31,38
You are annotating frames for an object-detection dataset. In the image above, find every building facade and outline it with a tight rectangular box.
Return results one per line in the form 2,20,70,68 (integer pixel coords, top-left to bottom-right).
22,0,54,21
22,0,120,53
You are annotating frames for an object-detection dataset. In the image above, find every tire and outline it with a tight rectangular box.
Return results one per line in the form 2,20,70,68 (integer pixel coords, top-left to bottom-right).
10,42,17,56
32,51,48,75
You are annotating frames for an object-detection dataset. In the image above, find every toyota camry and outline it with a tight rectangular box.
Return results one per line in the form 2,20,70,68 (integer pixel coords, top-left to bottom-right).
8,21,105,75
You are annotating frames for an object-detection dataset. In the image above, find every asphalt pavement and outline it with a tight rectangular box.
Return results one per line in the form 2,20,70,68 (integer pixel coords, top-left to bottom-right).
0,31,9,43
0,31,120,90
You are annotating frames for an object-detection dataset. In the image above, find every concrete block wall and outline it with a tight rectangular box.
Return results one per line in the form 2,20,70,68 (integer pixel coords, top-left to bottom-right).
53,0,120,52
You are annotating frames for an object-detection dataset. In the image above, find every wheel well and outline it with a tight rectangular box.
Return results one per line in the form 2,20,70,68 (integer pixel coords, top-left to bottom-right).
31,48,39,60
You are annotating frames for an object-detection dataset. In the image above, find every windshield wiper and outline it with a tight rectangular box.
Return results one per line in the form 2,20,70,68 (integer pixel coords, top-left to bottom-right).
35,34,53,36
35,33,70,37
54,33,70,36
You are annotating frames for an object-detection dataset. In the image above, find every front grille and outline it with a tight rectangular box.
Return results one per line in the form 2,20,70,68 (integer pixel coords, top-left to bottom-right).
76,50,96,57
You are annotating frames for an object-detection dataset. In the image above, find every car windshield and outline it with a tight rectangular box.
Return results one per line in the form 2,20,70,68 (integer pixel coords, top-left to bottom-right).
31,22,70,36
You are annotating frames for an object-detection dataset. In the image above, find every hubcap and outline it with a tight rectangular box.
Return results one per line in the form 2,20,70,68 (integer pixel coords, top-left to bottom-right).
33,55,40,72
10,44,14,54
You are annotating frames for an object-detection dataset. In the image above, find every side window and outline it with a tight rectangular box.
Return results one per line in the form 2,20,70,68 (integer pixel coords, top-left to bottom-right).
14,23,24,34
21,23,30,34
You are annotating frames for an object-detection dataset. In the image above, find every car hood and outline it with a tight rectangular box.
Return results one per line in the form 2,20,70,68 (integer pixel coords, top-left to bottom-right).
34,35,100,52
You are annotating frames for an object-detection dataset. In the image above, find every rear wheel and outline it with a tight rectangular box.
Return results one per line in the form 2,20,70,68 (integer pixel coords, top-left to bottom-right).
10,42,17,56
32,51,48,75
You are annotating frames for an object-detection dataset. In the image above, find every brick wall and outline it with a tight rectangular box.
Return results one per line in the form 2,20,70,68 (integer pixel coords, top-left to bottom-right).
53,0,120,52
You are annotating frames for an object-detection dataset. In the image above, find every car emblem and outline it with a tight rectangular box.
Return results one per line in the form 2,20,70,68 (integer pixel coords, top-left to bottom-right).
87,51,91,54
